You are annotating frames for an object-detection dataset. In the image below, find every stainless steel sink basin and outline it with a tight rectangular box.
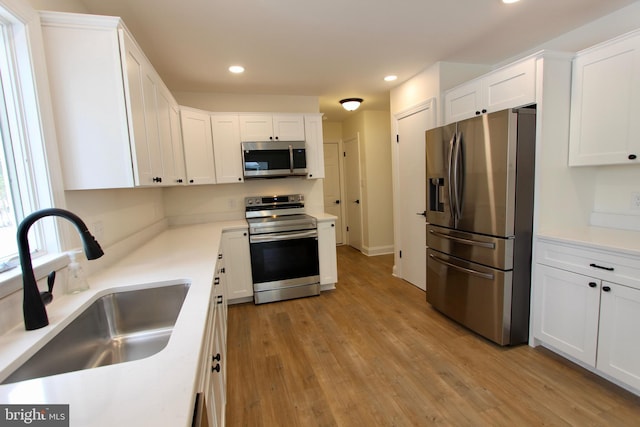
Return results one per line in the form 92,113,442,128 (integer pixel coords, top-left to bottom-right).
2,282,190,384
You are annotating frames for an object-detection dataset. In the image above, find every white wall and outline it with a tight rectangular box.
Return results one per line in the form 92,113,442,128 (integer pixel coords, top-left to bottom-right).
174,92,319,114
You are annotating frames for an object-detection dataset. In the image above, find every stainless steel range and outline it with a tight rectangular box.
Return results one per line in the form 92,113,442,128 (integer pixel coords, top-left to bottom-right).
245,194,320,304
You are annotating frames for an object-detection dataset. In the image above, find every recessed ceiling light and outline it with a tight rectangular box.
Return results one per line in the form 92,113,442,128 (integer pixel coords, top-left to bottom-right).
228,65,245,74
384,75,398,82
502,0,520,3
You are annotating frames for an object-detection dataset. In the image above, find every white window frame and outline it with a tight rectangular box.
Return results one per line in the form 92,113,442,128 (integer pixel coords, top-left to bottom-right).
0,0,68,299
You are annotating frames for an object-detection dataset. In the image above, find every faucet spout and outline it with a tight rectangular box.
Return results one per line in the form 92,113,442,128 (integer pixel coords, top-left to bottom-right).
17,208,104,330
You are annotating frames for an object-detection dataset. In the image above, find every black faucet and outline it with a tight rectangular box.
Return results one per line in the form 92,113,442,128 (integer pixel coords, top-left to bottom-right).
17,208,104,330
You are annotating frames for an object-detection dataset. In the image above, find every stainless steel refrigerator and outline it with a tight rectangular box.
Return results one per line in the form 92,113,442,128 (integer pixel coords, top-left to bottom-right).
425,107,536,345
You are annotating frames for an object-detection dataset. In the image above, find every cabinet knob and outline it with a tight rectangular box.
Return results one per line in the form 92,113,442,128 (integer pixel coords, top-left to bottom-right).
588,282,597,288
212,363,221,373
481,109,487,114
602,286,611,292
177,179,183,183
217,295,223,304
475,111,481,115
238,177,242,181
212,353,221,362
629,154,637,160
189,179,194,183
214,277,220,285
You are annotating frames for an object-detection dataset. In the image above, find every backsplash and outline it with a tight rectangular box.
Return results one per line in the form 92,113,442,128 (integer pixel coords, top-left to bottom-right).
590,165,640,231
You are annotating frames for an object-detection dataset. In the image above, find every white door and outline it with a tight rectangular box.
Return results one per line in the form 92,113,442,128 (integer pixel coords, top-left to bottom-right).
344,135,363,251
323,142,344,244
397,106,434,290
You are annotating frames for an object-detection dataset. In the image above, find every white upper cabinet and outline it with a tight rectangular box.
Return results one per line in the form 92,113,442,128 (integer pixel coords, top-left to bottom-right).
444,57,536,124
211,114,244,184
40,12,173,189
304,114,325,179
568,31,640,166
239,113,305,141
157,88,186,185
180,107,217,185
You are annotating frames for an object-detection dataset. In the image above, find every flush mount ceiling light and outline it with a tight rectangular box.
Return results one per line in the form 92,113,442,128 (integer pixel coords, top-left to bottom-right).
502,0,520,3
228,65,245,74
340,98,363,111
384,75,398,82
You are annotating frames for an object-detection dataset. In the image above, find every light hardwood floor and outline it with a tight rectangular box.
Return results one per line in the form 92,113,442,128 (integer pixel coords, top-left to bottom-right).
226,246,640,426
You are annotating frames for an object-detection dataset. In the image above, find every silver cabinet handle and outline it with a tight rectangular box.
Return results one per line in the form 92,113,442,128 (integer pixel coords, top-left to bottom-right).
429,229,495,249
429,253,494,280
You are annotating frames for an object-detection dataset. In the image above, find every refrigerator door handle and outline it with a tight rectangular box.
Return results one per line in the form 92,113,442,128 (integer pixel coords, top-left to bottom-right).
447,132,457,223
429,229,496,249
429,253,495,280
452,132,464,221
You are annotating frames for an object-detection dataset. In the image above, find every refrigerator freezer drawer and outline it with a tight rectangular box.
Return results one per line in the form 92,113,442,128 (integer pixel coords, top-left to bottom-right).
427,249,515,345
427,225,514,270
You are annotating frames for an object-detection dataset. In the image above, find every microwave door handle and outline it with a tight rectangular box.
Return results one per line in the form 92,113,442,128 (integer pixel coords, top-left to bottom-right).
289,144,294,173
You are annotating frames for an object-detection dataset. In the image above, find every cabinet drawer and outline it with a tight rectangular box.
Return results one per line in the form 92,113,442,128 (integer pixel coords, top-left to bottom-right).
536,240,640,289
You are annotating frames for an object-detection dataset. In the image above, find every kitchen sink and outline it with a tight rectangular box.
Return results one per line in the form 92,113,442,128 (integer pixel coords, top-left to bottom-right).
2,282,191,384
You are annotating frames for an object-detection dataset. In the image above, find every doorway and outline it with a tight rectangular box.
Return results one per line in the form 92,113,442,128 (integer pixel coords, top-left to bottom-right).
323,141,344,244
343,134,363,252
394,100,436,291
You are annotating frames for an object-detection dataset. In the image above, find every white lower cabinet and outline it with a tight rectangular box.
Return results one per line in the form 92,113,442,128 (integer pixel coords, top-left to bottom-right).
597,282,640,390
317,218,338,287
221,229,254,303
197,256,227,427
533,238,640,394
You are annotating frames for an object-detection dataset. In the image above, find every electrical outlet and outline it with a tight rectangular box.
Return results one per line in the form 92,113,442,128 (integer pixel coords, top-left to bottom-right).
631,192,640,210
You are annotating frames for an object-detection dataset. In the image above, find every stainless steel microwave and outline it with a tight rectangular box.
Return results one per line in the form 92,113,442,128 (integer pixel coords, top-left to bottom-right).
242,140,307,179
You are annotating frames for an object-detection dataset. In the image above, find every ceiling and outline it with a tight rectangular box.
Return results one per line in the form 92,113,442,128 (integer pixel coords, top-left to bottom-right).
76,0,639,121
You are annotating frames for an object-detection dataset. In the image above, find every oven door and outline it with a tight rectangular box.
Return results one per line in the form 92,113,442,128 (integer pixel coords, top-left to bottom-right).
249,230,320,291
242,141,307,178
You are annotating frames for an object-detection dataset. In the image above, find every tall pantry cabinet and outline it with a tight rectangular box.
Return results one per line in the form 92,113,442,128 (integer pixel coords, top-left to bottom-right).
40,11,184,190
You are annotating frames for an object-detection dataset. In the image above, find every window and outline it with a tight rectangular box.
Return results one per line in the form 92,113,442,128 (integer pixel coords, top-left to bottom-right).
0,0,64,294
0,13,40,267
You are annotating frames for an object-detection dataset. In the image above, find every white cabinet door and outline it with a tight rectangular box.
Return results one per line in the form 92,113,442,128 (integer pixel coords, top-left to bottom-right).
569,32,640,166
443,57,536,124
272,114,305,141
304,114,325,179
156,86,186,185
533,264,600,366
318,220,338,286
484,57,536,113
221,229,253,302
239,113,305,141
180,108,217,185
444,80,482,123
597,282,640,390
239,114,273,141
211,114,244,184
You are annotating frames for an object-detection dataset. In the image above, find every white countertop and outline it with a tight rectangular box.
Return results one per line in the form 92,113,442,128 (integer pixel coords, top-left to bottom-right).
537,226,640,257
0,221,246,427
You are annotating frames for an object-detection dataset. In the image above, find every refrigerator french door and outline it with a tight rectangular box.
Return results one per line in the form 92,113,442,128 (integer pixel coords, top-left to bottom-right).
425,107,536,345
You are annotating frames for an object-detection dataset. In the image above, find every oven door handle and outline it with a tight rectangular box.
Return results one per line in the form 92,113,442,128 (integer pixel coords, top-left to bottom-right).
289,144,294,173
250,229,318,243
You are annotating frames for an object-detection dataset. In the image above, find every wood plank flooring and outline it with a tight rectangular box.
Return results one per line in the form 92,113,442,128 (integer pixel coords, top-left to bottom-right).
226,246,640,426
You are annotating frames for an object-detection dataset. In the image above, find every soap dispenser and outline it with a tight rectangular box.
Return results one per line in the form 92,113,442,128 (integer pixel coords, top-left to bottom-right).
66,250,89,294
